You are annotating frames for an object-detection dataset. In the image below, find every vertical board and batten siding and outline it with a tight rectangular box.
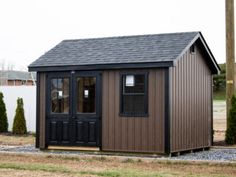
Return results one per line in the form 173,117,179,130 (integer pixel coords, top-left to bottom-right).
170,45,212,152
38,73,46,149
102,69,165,153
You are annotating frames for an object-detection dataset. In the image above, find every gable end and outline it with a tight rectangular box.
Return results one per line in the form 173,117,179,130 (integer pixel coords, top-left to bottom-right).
174,32,220,74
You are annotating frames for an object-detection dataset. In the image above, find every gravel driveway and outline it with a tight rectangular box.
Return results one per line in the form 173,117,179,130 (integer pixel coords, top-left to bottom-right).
172,148,236,162
0,145,235,162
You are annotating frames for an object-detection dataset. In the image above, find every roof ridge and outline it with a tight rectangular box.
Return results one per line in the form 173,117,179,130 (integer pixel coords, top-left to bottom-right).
62,31,200,42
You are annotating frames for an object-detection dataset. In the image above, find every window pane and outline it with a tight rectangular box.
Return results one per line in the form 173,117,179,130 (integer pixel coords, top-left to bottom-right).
51,79,58,113
121,73,147,116
124,75,145,93
123,95,145,113
77,77,96,113
51,78,69,113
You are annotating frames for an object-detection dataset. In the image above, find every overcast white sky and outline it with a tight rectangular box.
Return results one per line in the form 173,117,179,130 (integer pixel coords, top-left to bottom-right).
0,0,227,70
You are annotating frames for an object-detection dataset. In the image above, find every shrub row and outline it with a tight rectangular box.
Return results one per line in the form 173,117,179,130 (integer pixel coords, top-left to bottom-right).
0,92,27,134
225,95,236,144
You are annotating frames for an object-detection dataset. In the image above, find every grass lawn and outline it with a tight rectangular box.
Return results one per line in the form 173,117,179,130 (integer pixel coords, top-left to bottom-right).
0,153,235,177
213,90,226,101
0,114,234,177
0,134,235,177
0,133,34,146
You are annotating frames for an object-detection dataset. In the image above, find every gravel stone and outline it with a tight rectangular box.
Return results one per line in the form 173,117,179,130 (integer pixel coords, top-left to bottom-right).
171,149,236,162
0,145,236,162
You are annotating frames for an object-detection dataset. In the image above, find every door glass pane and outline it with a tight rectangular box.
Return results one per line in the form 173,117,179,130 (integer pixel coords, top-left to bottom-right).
77,77,96,113
51,78,69,113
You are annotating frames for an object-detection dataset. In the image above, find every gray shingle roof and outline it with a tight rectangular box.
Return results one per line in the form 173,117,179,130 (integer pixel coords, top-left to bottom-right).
0,70,36,81
29,32,200,68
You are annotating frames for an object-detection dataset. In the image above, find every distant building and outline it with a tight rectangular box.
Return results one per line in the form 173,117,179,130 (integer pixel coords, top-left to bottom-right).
0,70,36,86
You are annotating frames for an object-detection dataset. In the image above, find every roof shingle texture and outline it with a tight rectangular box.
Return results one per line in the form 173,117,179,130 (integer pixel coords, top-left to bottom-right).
0,70,36,81
29,32,198,68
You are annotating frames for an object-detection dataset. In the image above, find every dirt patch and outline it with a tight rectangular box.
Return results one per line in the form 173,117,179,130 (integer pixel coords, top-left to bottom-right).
214,130,225,142
213,100,226,142
0,169,74,177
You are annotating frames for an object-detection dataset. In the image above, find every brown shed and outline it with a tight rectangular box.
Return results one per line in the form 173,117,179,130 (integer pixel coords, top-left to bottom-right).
28,32,220,155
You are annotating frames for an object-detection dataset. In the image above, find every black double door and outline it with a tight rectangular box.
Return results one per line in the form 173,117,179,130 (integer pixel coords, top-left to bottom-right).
46,71,101,147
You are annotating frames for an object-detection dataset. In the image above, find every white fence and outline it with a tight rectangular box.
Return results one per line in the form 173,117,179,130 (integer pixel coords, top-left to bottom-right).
0,86,36,132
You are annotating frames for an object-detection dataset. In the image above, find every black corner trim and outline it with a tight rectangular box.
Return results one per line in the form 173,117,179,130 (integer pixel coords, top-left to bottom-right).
35,72,40,148
211,76,214,146
164,68,170,154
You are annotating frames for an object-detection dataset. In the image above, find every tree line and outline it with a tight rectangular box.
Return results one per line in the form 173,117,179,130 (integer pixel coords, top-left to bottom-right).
213,63,226,92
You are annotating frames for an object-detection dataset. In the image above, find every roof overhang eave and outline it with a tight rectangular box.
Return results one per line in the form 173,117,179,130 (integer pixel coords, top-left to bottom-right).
28,61,174,72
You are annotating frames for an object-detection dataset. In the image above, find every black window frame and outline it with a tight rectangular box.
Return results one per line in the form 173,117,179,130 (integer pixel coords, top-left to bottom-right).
75,75,97,115
46,72,72,118
73,71,102,118
119,71,149,117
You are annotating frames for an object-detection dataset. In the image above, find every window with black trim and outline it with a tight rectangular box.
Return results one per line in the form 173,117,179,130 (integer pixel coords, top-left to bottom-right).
120,73,148,116
50,78,69,113
77,77,96,113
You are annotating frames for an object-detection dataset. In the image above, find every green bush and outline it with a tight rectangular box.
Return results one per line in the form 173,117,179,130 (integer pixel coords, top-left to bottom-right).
213,63,225,92
12,98,27,134
225,95,236,144
0,92,8,132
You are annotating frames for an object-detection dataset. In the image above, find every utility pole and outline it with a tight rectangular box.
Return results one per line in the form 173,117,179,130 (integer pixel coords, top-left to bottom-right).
225,0,235,128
